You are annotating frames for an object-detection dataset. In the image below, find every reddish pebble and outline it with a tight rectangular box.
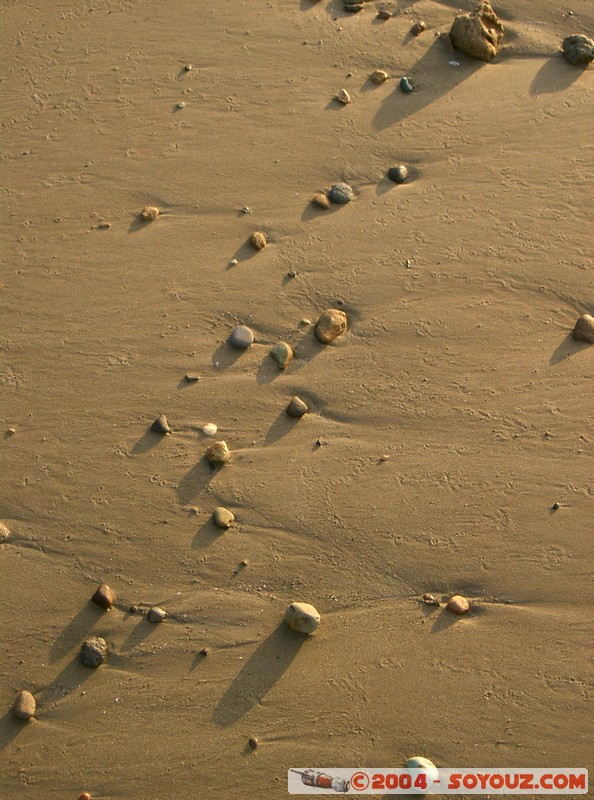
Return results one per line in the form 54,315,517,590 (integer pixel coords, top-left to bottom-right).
79,794,92,800
446,595,470,615
91,582,115,610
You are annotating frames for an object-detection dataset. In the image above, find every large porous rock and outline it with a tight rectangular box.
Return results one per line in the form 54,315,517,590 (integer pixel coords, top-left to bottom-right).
562,34,594,67
450,0,504,62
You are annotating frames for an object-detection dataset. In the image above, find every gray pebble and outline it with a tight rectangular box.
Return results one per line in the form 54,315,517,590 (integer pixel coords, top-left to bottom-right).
562,34,594,66
328,183,354,205
287,396,309,418
388,165,408,183
80,636,107,668
400,76,414,93
147,606,167,623
13,690,36,721
213,507,235,529
229,325,255,349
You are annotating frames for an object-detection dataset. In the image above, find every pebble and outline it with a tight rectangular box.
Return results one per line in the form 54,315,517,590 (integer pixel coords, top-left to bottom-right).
405,757,439,781
344,3,363,12
370,69,389,84
249,231,268,250
91,583,115,610
400,76,414,93
388,164,408,183
562,34,594,66
446,595,470,615
286,396,309,418
183,64,192,72
572,313,594,344
13,690,36,721
79,794,92,800
328,183,354,205
335,88,351,105
315,308,348,344
411,20,426,35
285,602,321,634
206,440,231,465
229,325,255,349
147,606,167,623
450,0,503,61
151,414,171,434
213,507,235,529
176,101,186,109
552,502,560,511
202,422,218,436
79,636,107,668
97,221,111,229
422,593,440,606
377,9,391,18
271,341,293,370
0,522,10,542
248,737,259,750
311,192,330,209
140,205,160,222
300,318,312,326
199,647,209,656
185,373,200,382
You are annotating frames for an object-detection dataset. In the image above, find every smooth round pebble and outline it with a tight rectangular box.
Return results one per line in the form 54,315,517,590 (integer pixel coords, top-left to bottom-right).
91,583,115,610
213,507,235,529
0,522,10,542
80,636,107,668
151,414,171,434
370,69,389,84
13,690,36,721
388,164,408,183
271,341,293,370
286,396,308,418
183,64,192,72
411,20,426,35
315,308,348,344
572,313,594,344
229,325,254,349
562,34,594,66
285,602,321,634
248,737,259,750
335,88,351,104
147,606,167,623
405,757,439,781
140,205,159,222
400,76,414,93
249,231,267,250
446,594,470,615
202,422,218,436
79,793,92,800
311,192,330,209
206,440,231,465
328,183,354,205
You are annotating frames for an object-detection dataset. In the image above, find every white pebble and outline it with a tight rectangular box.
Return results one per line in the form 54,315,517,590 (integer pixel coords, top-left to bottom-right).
202,423,218,436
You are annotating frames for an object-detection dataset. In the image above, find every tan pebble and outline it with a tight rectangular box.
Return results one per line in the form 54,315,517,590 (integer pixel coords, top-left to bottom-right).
199,647,209,656
6,428,16,435
249,231,267,250
446,595,470,615
151,414,171,434
370,69,389,84
213,507,235,529
147,606,167,623
0,522,11,542
91,583,115,610
572,313,594,344
185,373,201,382
335,88,351,104
315,308,348,344
286,396,309,418
379,454,390,462
312,192,330,209
422,593,440,606
300,318,312,326
140,205,160,222
13,690,36,721
271,341,293,370
206,440,231,465
202,422,218,436
183,64,192,72
97,221,111,229
285,602,321,634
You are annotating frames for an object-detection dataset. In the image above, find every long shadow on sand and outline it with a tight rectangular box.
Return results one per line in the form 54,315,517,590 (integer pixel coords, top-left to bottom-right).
431,608,464,633
549,333,589,366
38,655,96,706
530,54,584,96
121,619,159,652
212,341,246,371
49,601,104,664
177,458,219,505
131,427,167,455
372,41,483,131
192,519,227,549
212,624,306,727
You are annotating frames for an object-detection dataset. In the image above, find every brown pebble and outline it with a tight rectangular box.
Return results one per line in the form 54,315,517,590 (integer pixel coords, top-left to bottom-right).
248,737,259,750
151,414,171,434
206,440,231,466
91,583,115,610
315,308,347,344
249,231,267,250
200,647,210,656
572,313,594,344
0,522,11,542
422,593,440,606
312,192,330,209
185,373,200,382
335,88,351,105
183,64,192,72
287,396,309,418
79,794,92,800
446,595,470,615
377,9,391,19
97,222,111,229
140,205,160,222
147,606,167,623
13,690,36,721
370,69,389,84
411,20,426,35
213,506,235,529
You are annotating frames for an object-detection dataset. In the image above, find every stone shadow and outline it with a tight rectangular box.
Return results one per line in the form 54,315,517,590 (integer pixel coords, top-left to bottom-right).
549,333,589,366
49,601,104,664
530,54,584,96
131,427,167,455
176,458,219,505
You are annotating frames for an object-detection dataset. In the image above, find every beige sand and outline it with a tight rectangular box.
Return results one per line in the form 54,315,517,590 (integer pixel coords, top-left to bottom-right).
1,1,593,797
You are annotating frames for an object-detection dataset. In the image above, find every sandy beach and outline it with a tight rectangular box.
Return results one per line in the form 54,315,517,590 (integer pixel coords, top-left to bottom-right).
1,0,593,797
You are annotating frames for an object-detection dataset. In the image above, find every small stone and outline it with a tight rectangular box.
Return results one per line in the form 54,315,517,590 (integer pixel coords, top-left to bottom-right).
311,192,330,209
0,522,10,542
271,341,293,370
185,373,200,382
91,583,115,610
411,20,426,35
422,593,440,606
562,34,594,66
13,690,36,721
287,396,309,418
249,231,267,250
315,308,348,344
388,164,408,183
300,318,312,327
206,440,231,465
344,3,363,12
405,757,439,781
151,414,171,434
229,258,238,266
80,636,107,668
572,313,594,344
199,647,209,656
147,606,167,623
450,0,504,62
370,69,389,84
335,88,351,104
6,428,16,436
248,737,259,750
213,507,235,529
79,794,92,800
552,502,560,511
176,101,186,109
400,76,414,93
285,602,321,634
446,595,470,615
229,325,255,349
140,205,160,222
97,221,111,229
328,183,354,205
183,64,192,72
377,9,391,19
202,422,218,436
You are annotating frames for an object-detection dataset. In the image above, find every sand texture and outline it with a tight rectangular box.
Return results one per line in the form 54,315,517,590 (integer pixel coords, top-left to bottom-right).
1,0,593,798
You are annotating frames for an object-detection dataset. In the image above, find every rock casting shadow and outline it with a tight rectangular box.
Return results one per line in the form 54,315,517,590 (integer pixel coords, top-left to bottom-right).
131,427,167,455
49,601,102,663
530,55,583,96
549,333,588,366
212,624,305,726
177,458,218,505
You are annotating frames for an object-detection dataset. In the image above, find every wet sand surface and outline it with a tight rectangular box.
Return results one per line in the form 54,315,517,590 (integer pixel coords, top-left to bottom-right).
1,1,593,797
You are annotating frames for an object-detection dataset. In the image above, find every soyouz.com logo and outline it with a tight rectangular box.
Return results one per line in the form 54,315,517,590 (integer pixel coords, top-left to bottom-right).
288,768,588,794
